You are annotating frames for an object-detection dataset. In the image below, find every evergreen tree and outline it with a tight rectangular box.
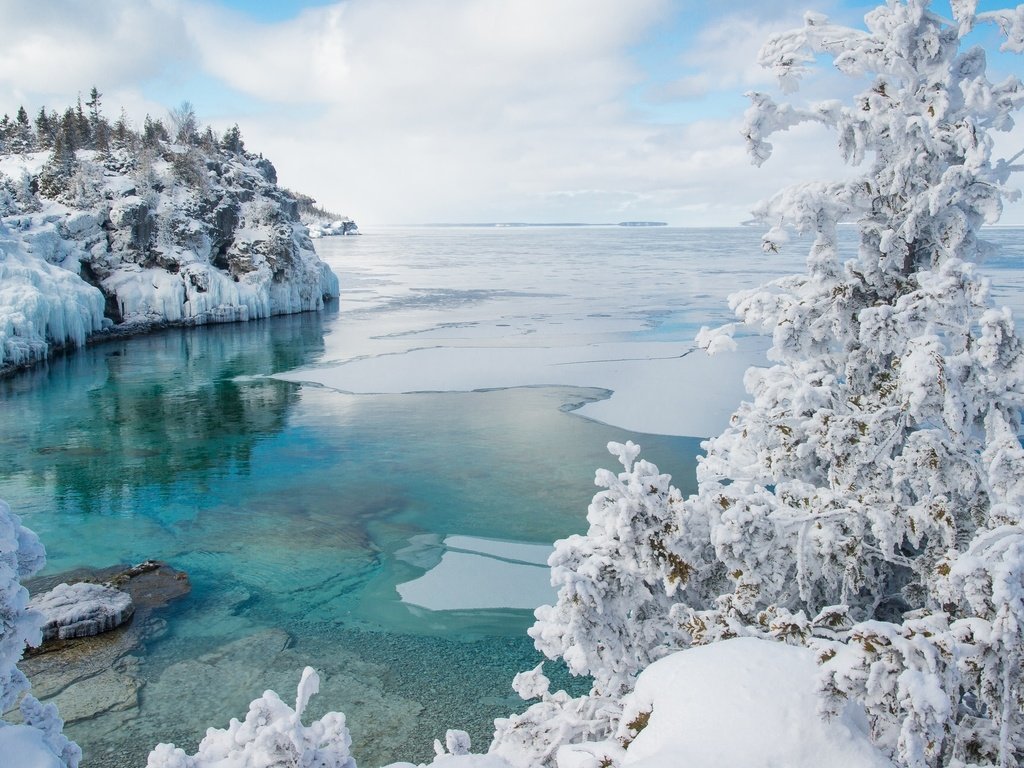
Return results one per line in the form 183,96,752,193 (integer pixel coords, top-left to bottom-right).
85,87,109,155
38,125,78,199
0,114,10,154
221,123,244,154
35,108,55,151
513,2,1024,766
59,107,79,152
142,114,168,148
74,96,91,149
9,106,36,154
85,87,102,125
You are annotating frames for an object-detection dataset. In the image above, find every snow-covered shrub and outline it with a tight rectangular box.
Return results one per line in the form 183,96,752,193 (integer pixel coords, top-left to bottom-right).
505,2,1024,766
146,667,355,768
0,499,81,768
530,442,690,698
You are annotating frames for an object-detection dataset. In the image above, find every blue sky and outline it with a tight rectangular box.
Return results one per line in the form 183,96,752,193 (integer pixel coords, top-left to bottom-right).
1,0,1022,226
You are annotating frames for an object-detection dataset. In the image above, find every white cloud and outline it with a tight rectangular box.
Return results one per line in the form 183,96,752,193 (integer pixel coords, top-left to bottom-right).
0,0,1021,226
0,1,194,107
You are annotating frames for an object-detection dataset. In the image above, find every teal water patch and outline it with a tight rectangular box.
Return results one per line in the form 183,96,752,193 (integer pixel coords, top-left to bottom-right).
0,312,701,768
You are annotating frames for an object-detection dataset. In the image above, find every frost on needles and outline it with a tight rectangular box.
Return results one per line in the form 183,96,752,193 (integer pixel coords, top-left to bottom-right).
504,2,1024,767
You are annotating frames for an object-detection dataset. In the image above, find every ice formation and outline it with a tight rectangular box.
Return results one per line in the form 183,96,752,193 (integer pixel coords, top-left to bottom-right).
0,499,80,767
0,219,106,368
29,581,134,641
0,138,339,372
306,219,359,238
146,667,356,768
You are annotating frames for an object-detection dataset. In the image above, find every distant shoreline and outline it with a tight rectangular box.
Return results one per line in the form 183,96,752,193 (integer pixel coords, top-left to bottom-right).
416,221,668,228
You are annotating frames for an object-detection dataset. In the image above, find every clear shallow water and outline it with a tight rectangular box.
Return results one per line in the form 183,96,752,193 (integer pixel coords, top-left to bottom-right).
1,226,1021,767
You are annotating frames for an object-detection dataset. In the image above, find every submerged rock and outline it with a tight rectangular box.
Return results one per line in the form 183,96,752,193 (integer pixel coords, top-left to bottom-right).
30,582,134,640
14,561,190,727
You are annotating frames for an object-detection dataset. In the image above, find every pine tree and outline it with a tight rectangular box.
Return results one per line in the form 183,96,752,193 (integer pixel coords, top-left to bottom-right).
0,114,10,154
686,3,1024,765
111,108,133,150
222,123,245,154
85,86,102,125
85,87,109,155
142,114,168,148
35,108,55,151
74,96,91,149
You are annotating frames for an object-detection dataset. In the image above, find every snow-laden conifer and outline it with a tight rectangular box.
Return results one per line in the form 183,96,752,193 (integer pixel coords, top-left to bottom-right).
505,2,1024,766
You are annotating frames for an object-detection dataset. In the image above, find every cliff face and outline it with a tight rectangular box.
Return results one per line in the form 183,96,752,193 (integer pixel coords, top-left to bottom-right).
0,141,339,372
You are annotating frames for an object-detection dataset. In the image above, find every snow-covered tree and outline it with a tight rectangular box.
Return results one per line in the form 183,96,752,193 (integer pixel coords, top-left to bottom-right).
506,2,1024,766
687,3,1024,764
0,500,81,767
530,441,690,698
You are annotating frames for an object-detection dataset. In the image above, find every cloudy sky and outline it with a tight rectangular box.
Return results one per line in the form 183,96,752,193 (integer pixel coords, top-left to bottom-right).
1,0,1022,226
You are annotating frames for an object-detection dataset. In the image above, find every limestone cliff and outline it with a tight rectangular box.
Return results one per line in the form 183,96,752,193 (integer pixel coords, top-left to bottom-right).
0,136,340,373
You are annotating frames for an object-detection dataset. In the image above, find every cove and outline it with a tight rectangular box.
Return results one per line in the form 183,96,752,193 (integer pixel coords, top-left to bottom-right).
0,304,702,768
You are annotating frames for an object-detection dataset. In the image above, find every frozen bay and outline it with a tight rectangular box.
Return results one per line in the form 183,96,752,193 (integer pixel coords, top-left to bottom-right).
1,226,1022,767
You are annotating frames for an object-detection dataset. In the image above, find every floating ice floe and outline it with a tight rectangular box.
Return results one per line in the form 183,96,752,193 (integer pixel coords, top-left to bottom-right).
274,336,764,439
396,535,554,612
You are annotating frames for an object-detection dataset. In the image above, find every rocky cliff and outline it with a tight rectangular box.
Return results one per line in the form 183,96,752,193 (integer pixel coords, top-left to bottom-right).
0,134,340,373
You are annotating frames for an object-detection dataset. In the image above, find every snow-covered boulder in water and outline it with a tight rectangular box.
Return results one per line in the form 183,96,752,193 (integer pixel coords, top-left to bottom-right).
30,582,134,641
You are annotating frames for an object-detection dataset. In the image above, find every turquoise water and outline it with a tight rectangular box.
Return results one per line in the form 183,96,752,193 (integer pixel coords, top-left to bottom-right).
0,304,701,767
2,226,1021,767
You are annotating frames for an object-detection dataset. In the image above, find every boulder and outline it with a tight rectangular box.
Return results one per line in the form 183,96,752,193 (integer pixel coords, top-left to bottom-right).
30,582,134,641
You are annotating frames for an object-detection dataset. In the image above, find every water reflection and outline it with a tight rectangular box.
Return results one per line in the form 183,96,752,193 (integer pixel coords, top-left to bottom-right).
0,308,334,514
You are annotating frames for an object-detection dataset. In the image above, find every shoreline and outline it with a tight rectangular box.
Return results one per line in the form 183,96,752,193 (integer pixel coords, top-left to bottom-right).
0,300,339,381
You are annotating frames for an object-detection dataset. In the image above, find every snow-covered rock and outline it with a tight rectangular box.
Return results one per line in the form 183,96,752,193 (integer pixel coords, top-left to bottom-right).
29,582,134,641
146,667,355,768
0,140,339,373
306,218,359,238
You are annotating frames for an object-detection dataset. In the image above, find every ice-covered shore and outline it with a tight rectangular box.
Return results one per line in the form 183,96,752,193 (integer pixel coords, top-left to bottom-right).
0,146,339,374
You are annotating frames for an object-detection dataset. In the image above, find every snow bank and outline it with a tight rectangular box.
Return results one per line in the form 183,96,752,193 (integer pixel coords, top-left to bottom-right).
0,724,66,768
613,638,892,768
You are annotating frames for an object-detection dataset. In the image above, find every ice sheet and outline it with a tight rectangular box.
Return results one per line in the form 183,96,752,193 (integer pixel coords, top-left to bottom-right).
397,536,554,611
275,336,763,438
